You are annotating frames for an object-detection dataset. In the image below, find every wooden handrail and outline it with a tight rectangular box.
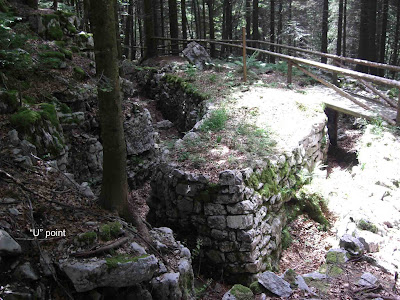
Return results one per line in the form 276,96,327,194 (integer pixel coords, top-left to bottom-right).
153,37,400,73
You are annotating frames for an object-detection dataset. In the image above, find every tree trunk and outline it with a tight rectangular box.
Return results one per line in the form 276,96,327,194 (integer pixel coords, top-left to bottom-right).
83,0,90,32
270,0,275,63
252,0,259,40
25,0,38,9
160,0,165,54
245,0,251,39
181,0,188,43
378,0,388,76
138,5,144,58
207,0,215,57
277,0,282,53
357,0,377,74
336,0,343,56
52,0,58,10
114,0,122,61
288,0,292,49
124,0,134,59
391,0,400,78
321,0,329,63
342,0,347,57
89,0,130,221
168,0,179,54
144,0,156,58
202,0,206,39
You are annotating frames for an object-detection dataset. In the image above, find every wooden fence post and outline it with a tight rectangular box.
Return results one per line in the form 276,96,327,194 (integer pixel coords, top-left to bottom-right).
397,90,400,125
242,26,247,82
287,60,292,85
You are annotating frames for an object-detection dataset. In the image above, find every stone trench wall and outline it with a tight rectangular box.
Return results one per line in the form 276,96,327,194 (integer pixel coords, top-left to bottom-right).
148,118,328,284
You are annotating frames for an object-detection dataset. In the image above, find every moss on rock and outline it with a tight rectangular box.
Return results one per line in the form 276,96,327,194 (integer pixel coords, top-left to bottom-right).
73,66,86,80
230,284,253,300
106,254,149,269
10,108,41,131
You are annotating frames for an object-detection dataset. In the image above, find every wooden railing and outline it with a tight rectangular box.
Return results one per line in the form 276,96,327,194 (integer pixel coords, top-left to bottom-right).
152,36,400,125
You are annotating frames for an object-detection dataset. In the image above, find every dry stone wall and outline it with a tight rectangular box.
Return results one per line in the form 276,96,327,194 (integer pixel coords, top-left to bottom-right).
148,118,328,284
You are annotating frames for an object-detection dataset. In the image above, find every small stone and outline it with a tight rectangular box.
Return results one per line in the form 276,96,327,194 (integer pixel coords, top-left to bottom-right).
0,198,18,204
182,132,200,141
8,129,20,146
0,229,22,255
258,271,293,298
339,234,365,256
357,272,378,287
131,242,147,255
227,215,254,230
8,208,20,216
222,284,253,300
14,262,39,281
155,120,174,129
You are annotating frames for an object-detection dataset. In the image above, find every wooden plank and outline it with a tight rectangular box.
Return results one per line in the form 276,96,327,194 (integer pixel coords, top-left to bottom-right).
360,80,397,108
324,102,375,120
325,107,339,146
293,62,396,125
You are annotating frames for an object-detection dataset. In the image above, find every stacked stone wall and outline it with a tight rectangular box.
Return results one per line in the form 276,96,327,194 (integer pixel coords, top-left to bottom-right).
148,118,328,283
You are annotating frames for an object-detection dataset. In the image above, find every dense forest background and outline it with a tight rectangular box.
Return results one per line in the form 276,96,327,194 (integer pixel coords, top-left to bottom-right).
33,0,400,78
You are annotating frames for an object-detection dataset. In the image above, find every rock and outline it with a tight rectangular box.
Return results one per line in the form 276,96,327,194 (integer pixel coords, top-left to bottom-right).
0,197,19,204
355,231,381,253
339,234,365,256
131,242,147,255
258,271,293,298
14,262,39,281
124,108,155,155
182,42,211,70
222,284,253,300
40,251,55,276
174,139,185,149
59,255,158,292
9,208,20,216
357,272,378,287
151,272,182,300
227,215,254,230
155,120,174,129
295,275,315,295
8,129,20,146
302,272,327,280
0,229,22,255
79,182,95,198
326,248,349,264
182,131,200,142
20,139,37,156
219,170,243,186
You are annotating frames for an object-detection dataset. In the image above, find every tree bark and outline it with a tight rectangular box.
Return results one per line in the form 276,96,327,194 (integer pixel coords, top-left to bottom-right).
337,0,343,56
83,0,90,32
357,0,377,74
378,0,388,76
391,0,400,78
89,0,130,220
124,0,134,58
181,0,188,43
245,0,251,39
321,0,329,63
202,0,206,39
252,0,259,40
144,0,156,58
114,0,122,61
168,0,179,54
207,0,215,57
277,0,282,53
270,0,275,63
342,0,347,57
25,0,38,9
159,0,165,54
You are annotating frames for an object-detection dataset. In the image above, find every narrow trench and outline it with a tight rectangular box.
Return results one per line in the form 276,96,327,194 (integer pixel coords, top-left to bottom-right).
326,114,362,174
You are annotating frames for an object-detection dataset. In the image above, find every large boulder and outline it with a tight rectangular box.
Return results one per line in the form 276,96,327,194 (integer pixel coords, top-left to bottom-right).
182,42,211,70
59,255,158,292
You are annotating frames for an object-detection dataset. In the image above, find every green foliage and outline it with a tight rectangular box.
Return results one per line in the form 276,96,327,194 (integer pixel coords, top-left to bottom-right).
235,122,276,156
281,227,292,250
200,108,228,131
230,284,253,300
191,238,203,258
39,51,65,60
1,89,19,111
106,254,149,269
195,278,212,299
73,66,86,80
357,219,378,233
249,281,263,294
59,48,72,59
185,64,197,81
58,102,71,114
0,0,9,12
164,74,206,98
10,108,41,131
78,231,97,244
295,189,330,227
99,221,122,241
39,103,58,126
283,269,298,288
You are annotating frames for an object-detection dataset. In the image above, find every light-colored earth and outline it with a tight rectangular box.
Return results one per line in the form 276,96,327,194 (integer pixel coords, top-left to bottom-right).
225,84,400,276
